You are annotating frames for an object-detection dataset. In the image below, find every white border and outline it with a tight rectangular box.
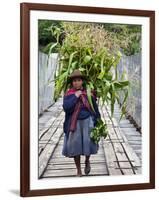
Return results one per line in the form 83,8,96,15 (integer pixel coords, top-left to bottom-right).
30,10,150,190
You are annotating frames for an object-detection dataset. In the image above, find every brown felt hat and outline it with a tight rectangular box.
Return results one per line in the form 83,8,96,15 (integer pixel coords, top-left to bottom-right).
68,69,88,81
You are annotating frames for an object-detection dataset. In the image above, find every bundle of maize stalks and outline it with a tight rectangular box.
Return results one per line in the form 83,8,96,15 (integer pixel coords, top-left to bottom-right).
45,22,130,142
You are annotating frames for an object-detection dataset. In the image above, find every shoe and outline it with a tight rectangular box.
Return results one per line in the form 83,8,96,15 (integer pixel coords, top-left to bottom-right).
84,160,91,175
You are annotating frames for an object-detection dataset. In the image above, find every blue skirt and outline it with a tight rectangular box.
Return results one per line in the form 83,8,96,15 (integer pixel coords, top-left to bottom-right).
62,115,99,157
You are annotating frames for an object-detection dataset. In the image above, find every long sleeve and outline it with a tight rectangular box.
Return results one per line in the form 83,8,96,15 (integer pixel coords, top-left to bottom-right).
63,94,79,114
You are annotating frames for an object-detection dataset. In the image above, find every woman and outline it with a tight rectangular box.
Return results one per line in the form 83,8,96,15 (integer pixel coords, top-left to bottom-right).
62,69,101,177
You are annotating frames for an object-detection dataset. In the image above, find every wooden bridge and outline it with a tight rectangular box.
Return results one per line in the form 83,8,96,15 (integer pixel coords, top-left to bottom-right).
38,97,142,178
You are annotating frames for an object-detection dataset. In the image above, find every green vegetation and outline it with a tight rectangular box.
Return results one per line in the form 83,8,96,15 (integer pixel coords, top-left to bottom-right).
103,24,141,56
38,20,142,142
40,21,130,121
39,20,141,56
90,118,109,144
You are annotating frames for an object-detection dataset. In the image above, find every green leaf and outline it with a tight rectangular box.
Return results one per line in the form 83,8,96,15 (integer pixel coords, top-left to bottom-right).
97,52,105,79
42,42,55,54
118,80,130,86
118,89,129,122
86,84,95,113
48,42,58,55
119,104,127,122
83,55,91,64
44,42,58,68
79,67,86,72
67,51,78,72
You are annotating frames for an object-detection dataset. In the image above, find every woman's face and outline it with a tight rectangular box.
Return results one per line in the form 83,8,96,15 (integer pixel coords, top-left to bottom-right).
72,77,83,89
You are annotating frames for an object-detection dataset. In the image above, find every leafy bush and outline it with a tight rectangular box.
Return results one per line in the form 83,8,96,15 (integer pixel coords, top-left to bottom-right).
103,24,141,56
90,118,109,144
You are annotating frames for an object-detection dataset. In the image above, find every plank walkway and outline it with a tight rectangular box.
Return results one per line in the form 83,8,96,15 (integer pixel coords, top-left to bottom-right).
38,97,142,178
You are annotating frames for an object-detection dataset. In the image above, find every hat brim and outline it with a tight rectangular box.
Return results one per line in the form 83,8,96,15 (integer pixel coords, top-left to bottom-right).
68,75,88,81
66,75,88,85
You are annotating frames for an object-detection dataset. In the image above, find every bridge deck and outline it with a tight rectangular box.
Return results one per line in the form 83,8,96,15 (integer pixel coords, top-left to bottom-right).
38,97,142,178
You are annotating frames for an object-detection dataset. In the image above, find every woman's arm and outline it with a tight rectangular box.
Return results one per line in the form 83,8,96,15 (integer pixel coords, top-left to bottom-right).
63,94,79,114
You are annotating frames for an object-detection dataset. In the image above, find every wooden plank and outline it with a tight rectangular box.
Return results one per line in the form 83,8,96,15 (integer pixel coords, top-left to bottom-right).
38,126,63,155
126,135,142,140
43,168,109,177
130,145,142,150
113,127,125,141
38,127,63,177
39,113,64,142
119,127,138,132
119,124,134,128
102,139,122,175
47,163,107,170
122,142,141,174
48,160,107,165
113,126,141,174
106,126,123,141
50,156,106,163
128,142,142,146
111,114,134,128
39,109,63,139
99,100,136,174
111,142,134,175
39,116,57,139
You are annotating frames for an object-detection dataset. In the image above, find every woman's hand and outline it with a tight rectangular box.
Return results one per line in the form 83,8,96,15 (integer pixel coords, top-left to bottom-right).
75,90,82,97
